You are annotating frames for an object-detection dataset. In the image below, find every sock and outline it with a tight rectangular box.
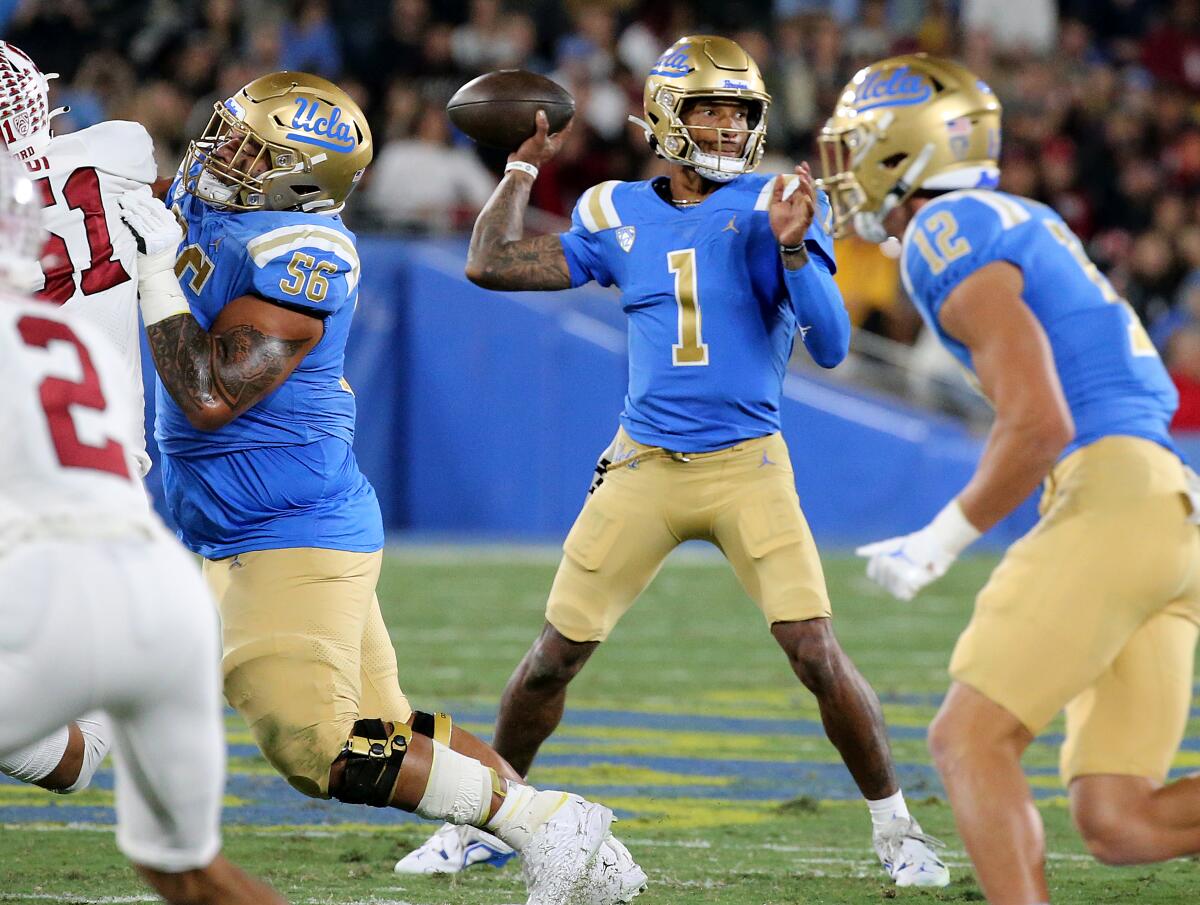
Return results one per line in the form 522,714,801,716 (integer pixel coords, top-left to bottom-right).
867,789,911,831
57,712,111,794
484,782,570,851
0,727,69,784
413,740,493,825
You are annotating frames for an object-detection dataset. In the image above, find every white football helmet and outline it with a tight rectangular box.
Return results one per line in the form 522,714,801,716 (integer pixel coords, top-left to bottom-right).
0,150,48,293
0,41,65,163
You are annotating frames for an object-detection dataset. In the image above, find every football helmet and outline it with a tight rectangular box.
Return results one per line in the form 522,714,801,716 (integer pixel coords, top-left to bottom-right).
181,71,372,213
0,41,65,163
818,54,1001,242
630,35,770,183
0,150,47,293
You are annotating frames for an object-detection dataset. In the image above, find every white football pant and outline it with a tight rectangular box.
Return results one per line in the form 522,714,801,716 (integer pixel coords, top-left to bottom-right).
0,533,225,872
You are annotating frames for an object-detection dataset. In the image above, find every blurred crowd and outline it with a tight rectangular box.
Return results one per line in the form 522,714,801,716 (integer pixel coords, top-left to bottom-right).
6,0,1200,425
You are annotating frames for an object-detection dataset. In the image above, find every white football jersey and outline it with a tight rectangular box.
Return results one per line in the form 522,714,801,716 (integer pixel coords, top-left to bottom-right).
0,296,154,532
25,121,158,476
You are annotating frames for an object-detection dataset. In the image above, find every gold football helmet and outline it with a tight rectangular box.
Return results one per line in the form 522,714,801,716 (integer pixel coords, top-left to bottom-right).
630,35,770,183
182,71,372,213
818,54,1000,242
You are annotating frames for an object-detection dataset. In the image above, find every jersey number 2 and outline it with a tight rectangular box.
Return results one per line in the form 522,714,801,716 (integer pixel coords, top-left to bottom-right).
668,249,709,366
36,168,132,305
17,315,129,478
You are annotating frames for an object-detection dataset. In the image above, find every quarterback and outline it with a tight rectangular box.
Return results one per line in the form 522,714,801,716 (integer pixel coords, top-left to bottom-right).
0,150,285,904
0,38,161,800
834,56,1200,902
398,36,948,888
127,70,643,904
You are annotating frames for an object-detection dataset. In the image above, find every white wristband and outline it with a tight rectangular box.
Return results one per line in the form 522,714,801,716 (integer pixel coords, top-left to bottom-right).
928,498,982,557
139,268,191,326
504,160,539,180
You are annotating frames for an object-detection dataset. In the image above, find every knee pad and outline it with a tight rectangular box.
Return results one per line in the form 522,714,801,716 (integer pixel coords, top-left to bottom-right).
330,718,412,807
410,710,453,747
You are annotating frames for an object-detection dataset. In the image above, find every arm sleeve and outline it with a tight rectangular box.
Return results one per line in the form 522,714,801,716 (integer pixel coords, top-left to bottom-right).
804,189,837,274
558,189,615,288
784,252,850,369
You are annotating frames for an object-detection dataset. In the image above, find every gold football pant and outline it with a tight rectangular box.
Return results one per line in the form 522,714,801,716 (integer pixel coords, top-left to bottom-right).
949,436,1200,784
204,547,412,798
546,427,832,643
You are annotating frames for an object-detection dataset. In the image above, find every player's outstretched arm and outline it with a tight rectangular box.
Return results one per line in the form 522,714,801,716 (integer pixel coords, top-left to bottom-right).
118,191,322,431
465,110,573,291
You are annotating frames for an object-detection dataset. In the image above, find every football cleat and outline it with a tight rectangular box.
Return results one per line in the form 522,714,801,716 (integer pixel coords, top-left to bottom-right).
581,835,647,905
393,822,515,875
522,793,612,905
873,816,951,888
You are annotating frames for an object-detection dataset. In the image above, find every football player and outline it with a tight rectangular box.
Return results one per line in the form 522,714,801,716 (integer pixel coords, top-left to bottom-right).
397,36,949,889
0,38,162,799
0,149,285,905
835,55,1200,902
123,70,644,905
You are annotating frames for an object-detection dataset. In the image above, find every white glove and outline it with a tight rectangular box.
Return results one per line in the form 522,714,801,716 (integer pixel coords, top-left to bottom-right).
118,189,182,261
855,499,981,601
117,188,190,326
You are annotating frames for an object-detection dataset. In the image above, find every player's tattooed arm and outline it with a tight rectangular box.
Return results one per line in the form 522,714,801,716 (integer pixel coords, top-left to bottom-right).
146,294,321,431
465,109,573,291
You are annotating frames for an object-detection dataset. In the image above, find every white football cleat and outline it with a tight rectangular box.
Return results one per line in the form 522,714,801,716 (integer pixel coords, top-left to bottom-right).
581,835,646,905
394,822,516,875
522,793,612,905
873,816,951,888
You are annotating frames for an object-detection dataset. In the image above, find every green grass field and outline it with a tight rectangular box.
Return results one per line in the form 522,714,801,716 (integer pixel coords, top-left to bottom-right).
1,548,1197,904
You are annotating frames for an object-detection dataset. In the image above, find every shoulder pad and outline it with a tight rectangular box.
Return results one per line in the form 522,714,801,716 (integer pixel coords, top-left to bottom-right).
573,181,626,233
68,121,158,184
241,217,360,309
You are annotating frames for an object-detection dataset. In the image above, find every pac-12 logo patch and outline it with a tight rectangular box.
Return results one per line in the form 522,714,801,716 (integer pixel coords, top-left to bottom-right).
616,225,636,252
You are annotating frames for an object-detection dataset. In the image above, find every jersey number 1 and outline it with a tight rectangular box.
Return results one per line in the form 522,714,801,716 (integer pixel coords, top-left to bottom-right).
668,249,709,366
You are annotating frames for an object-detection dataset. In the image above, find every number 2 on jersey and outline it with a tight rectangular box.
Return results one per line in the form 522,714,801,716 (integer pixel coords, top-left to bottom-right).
17,315,129,478
668,249,709,366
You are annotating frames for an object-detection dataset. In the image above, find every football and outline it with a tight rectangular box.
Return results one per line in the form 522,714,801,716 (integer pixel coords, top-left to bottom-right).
446,70,575,151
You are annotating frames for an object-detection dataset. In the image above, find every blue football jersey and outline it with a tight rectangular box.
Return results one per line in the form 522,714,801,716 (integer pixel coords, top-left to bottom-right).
154,176,382,558
559,174,844,452
900,189,1178,456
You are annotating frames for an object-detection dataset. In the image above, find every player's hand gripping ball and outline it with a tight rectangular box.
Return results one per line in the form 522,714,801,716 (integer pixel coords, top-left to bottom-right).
447,70,574,151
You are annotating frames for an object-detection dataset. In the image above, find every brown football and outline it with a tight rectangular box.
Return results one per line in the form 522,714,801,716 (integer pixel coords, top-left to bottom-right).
446,70,575,150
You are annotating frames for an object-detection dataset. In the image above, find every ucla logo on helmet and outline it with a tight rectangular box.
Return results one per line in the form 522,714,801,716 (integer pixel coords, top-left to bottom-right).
854,66,933,112
286,98,356,153
650,46,692,79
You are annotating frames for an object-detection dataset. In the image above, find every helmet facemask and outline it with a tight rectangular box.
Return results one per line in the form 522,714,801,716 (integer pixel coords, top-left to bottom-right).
636,88,769,183
182,101,313,212
818,111,935,243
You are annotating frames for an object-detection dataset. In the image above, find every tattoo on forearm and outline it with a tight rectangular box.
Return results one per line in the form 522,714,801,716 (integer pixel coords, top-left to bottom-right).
468,175,571,290
146,314,306,418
